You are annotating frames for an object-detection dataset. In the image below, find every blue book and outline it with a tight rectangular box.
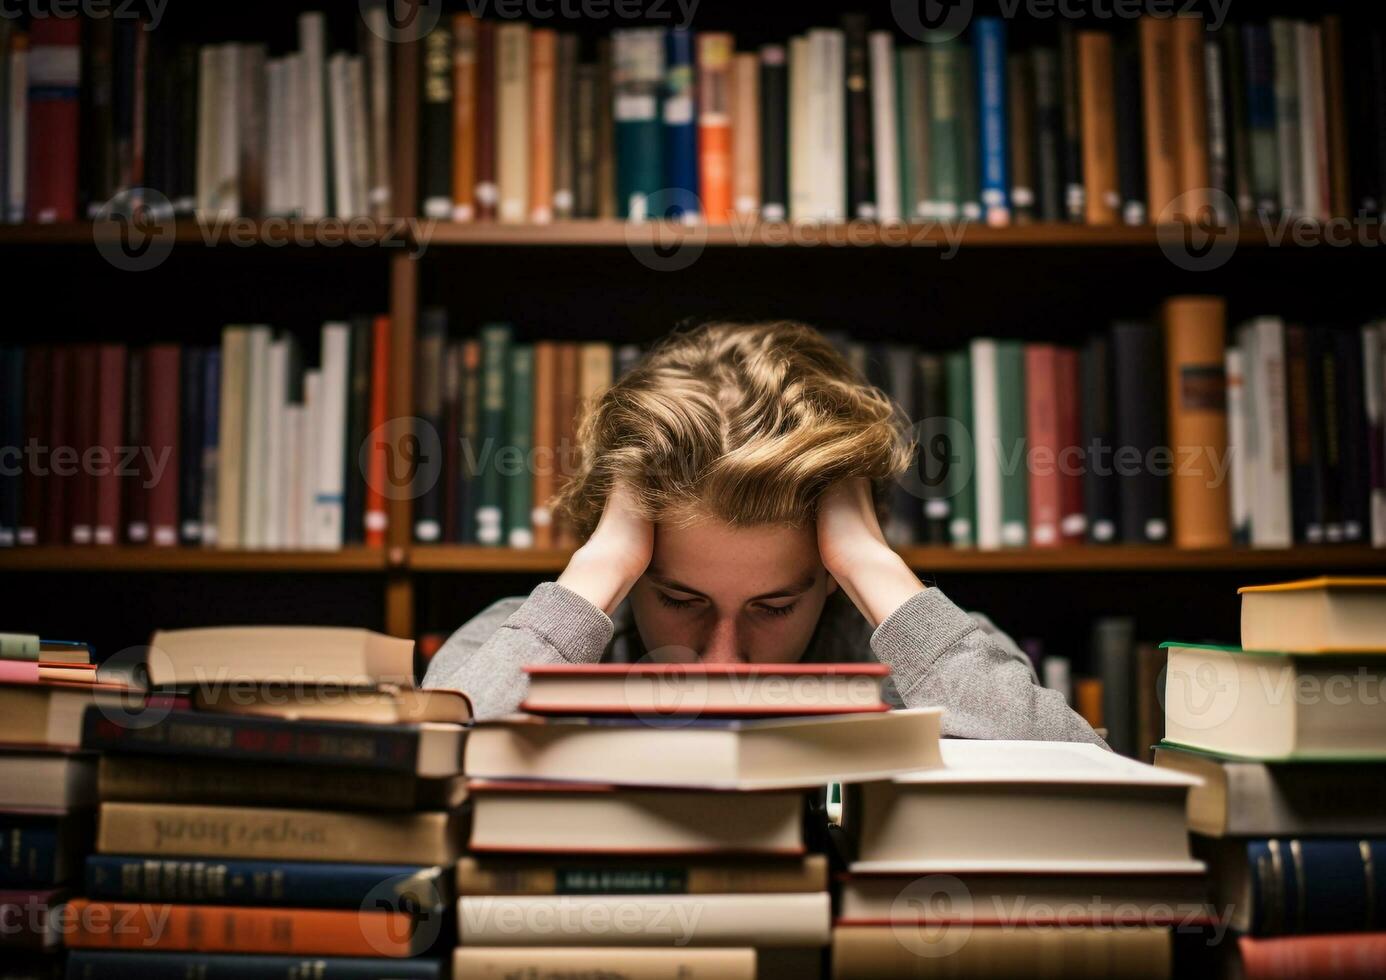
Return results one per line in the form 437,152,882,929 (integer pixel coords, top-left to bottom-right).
973,17,1010,226
64,952,443,980
662,28,699,220
1241,839,1386,935
85,856,449,911
0,813,84,888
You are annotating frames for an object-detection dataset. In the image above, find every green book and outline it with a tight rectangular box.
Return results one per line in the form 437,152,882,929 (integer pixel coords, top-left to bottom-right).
475,324,512,547
927,39,960,219
957,43,981,221
944,350,974,547
504,346,534,548
612,29,665,220
995,340,1027,547
896,46,929,221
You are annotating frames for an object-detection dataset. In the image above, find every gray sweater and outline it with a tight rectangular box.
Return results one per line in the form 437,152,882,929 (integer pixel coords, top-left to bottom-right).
423,582,1106,745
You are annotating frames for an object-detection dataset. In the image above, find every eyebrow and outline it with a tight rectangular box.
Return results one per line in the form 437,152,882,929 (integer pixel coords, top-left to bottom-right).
647,569,817,602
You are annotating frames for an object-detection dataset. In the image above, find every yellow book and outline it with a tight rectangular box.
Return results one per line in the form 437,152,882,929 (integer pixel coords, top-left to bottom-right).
1239,577,1386,653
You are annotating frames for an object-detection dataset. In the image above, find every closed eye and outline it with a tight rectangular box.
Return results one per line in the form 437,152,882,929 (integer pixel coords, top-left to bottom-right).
756,601,799,618
656,591,700,610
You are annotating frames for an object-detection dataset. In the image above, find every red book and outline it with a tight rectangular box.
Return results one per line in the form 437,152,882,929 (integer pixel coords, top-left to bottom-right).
19,346,50,545
25,18,82,223
0,888,63,950
144,345,180,547
1025,344,1062,548
1054,347,1086,545
364,315,391,548
1237,934,1386,980
93,345,128,546
521,662,892,717
68,345,98,545
44,347,71,545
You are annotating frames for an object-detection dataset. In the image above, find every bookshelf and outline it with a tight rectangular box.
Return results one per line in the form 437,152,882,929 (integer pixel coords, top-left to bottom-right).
2,0,1384,661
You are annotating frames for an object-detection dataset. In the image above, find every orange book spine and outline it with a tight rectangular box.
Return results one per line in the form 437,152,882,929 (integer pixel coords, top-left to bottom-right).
528,29,557,223
63,899,417,957
1025,344,1062,548
1170,15,1209,217
730,51,760,219
1075,677,1104,730
1077,32,1118,225
531,341,558,549
1139,17,1179,220
364,315,391,547
697,33,734,224
451,14,479,222
1163,296,1230,549
554,342,581,549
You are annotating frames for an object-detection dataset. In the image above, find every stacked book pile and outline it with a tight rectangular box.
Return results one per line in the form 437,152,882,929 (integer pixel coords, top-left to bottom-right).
832,739,1209,978
0,632,128,978
60,626,470,979
1156,576,1386,978
454,662,943,979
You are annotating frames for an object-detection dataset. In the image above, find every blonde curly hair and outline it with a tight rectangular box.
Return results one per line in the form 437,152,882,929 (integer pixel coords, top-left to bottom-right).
553,321,914,539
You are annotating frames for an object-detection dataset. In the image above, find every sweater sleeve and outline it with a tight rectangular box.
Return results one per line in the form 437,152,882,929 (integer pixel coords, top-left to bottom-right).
869,587,1108,746
421,581,614,720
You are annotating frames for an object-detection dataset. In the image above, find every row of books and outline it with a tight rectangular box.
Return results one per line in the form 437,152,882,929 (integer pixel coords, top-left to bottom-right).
0,9,393,225
1153,577,1386,976
412,304,1386,551
0,321,392,550
420,12,1386,226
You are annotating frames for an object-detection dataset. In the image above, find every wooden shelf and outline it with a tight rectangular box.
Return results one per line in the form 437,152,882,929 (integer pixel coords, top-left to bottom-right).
0,219,410,247
408,544,1386,574
0,547,389,572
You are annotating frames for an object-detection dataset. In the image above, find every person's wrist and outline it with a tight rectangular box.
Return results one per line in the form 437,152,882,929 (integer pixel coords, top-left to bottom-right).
558,541,645,616
831,542,924,628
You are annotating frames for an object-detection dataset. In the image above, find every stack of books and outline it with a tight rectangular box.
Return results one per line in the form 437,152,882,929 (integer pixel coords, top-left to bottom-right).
833,738,1209,978
0,632,118,978
1156,576,1386,978
422,12,1386,226
454,662,943,979
61,626,470,979
0,316,392,552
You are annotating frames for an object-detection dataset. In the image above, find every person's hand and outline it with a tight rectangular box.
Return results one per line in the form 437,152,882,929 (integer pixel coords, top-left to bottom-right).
816,479,925,628
557,482,653,616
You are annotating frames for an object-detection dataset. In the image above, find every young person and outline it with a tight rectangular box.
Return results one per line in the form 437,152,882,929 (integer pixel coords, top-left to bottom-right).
424,321,1103,745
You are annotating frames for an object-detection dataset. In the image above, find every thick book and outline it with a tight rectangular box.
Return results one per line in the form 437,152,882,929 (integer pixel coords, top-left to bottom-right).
464,707,942,790
1234,934,1386,980
468,780,806,855
455,853,828,895
898,46,930,221
1200,837,1386,935
85,855,448,911
64,898,428,957
1111,320,1169,544
1285,324,1325,543
66,952,441,980
454,948,754,977
97,802,461,866
1240,317,1293,548
143,625,413,687
413,307,446,542
1161,642,1386,759
834,926,1170,977
521,662,890,716
82,707,464,778
970,339,1002,549
97,754,465,812
1114,33,1147,224
193,684,471,726
847,739,1202,874
0,665,134,748
457,892,829,947
1239,577,1386,653
926,37,961,220
0,751,95,812
1163,296,1230,549
1154,745,1386,837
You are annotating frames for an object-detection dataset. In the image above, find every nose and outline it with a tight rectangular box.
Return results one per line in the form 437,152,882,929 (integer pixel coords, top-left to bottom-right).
700,615,744,664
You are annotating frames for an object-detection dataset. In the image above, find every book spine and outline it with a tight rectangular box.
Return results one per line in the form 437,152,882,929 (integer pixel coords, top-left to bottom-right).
552,33,578,221
926,40,961,220
662,29,698,220
1113,35,1147,225
313,323,349,549
916,353,949,544
473,19,497,221
505,346,534,548
145,344,181,547
1163,297,1231,549
1284,324,1324,543
1242,23,1279,214
995,341,1028,547
450,14,477,222
66,952,442,980
1238,934,1386,980
1226,346,1250,545
1270,18,1302,216
18,345,47,544
1077,31,1117,225
1366,324,1386,549
531,342,558,549
970,339,1001,550
1243,839,1386,935
945,349,974,547
1249,317,1293,548
1295,23,1329,222
1025,344,1060,548
412,309,446,544
731,52,759,220
456,856,827,896
68,345,98,544
697,33,734,224
475,324,512,546
574,63,598,219
595,38,616,220
496,23,530,223
528,29,556,223
1314,328,1343,543
25,19,81,223
85,856,446,911
0,817,63,887
455,339,481,544
613,28,663,220
178,347,205,545
64,899,419,957
94,344,127,546
1006,51,1033,224
1335,328,1370,544
0,353,19,543
1320,16,1351,219
1140,16,1179,221
364,316,390,548
1204,35,1233,224
868,31,900,225
1094,616,1135,756
82,708,423,773
199,348,221,545
1111,321,1169,544
1171,15,1211,217
842,14,875,221
45,347,72,544
1222,27,1254,219
974,18,1009,227
1028,47,1062,223
1054,347,1086,544
420,22,453,219
1057,24,1085,222
758,44,788,222
957,43,980,221
342,318,372,546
